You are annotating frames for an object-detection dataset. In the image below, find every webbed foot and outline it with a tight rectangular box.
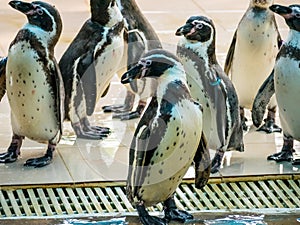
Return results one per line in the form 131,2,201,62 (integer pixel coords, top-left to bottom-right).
292,159,300,166
73,118,110,140
102,104,132,113
267,150,294,162
136,204,167,225
257,118,282,134
24,144,55,168
0,134,23,163
210,150,224,174
113,110,141,120
0,151,18,163
164,197,193,223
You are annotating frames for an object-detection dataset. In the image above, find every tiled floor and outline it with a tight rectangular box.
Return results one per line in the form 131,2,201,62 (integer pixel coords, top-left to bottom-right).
0,0,299,186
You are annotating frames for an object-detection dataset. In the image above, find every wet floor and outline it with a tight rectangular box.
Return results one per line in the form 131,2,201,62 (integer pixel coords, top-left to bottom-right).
0,0,300,224
1,212,300,225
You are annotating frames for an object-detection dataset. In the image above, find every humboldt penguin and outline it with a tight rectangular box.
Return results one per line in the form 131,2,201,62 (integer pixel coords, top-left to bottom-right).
224,0,282,133
121,49,211,224
0,0,64,167
0,57,7,101
59,0,124,139
102,0,162,120
176,16,244,173
252,4,300,165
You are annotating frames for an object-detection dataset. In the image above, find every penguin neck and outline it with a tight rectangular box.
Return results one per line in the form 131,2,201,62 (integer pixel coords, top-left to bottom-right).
91,4,123,27
179,37,217,65
22,24,56,51
286,29,300,48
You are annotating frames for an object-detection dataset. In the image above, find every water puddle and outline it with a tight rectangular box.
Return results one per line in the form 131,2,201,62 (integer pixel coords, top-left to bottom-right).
59,218,128,225
204,215,267,225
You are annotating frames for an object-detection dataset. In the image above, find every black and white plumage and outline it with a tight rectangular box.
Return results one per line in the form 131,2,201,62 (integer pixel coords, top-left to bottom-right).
252,4,300,165
0,57,7,101
103,0,162,120
0,1,64,167
176,16,244,174
121,49,210,225
224,0,282,133
59,0,125,139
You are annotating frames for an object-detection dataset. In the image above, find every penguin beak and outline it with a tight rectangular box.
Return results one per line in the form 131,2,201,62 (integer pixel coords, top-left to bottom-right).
121,65,143,85
269,5,293,19
175,24,193,36
0,57,7,76
9,1,35,15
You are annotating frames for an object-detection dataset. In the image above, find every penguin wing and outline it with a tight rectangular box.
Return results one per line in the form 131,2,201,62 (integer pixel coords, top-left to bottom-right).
193,133,211,189
76,51,97,116
224,30,237,75
127,98,164,193
251,70,275,127
53,58,65,133
0,57,7,101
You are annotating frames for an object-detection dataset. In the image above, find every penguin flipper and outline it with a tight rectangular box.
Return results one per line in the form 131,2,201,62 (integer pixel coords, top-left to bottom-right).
77,52,97,116
0,57,7,101
193,133,211,189
252,70,275,128
224,30,237,75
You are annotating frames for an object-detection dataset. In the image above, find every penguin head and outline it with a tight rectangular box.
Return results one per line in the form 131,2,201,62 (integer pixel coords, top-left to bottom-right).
270,4,300,32
90,0,123,26
250,0,274,9
121,49,183,84
175,16,215,44
9,1,62,44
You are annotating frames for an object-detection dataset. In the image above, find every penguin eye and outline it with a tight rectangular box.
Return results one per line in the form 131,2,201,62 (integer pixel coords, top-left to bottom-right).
295,13,300,18
195,23,204,30
139,59,152,67
36,8,44,15
145,60,152,66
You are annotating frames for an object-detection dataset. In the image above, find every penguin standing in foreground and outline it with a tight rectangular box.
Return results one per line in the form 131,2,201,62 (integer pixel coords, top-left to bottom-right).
103,0,162,120
59,0,124,139
224,0,282,133
252,4,300,165
121,49,211,225
0,0,64,167
176,16,244,174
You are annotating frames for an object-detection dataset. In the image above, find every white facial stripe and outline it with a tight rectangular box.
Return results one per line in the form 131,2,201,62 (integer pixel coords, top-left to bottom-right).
144,54,185,72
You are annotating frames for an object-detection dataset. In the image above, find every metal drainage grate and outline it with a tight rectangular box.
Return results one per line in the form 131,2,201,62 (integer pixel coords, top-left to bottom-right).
0,176,300,218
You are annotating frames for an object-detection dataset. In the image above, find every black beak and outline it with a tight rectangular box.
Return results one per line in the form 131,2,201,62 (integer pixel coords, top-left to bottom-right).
9,1,34,15
175,24,192,36
270,4,293,18
121,64,142,85
0,57,7,76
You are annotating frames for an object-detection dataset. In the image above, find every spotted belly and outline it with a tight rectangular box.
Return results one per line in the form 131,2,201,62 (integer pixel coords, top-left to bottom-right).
275,58,300,140
94,36,124,101
231,21,278,109
133,99,203,206
6,44,60,143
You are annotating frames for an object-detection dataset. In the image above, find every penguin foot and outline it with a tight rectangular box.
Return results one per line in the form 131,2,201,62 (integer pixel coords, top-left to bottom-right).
0,151,18,163
84,125,110,134
164,208,193,223
257,118,282,134
136,204,167,225
112,110,141,120
241,118,248,132
292,159,300,166
76,130,108,140
267,150,294,162
24,155,52,168
210,151,224,174
102,104,132,113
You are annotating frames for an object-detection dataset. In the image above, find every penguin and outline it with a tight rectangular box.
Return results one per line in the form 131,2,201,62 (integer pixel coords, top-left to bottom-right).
0,57,7,101
176,16,244,174
0,0,64,167
224,0,282,133
252,4,300,165
59,0,125,139
121,49,211,225
102,0,162,120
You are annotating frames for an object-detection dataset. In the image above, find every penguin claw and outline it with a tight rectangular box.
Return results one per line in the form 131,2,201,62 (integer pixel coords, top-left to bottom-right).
267,150,294,162
113,111,141,120
257,119,282,134
84,126,110,134
164,208,193,223
77,131,108,140
24,155,52,168
102,104,131,113
0,151,18,163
